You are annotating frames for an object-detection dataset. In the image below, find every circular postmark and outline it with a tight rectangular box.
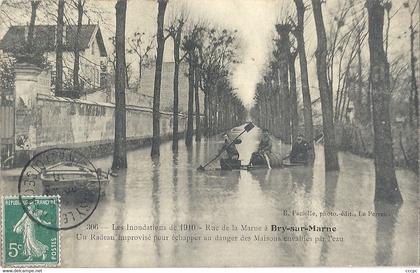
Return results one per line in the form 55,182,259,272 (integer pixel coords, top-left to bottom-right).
18,148,102,230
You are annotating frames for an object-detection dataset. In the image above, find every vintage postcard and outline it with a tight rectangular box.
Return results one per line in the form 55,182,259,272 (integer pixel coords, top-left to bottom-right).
0,0,418,269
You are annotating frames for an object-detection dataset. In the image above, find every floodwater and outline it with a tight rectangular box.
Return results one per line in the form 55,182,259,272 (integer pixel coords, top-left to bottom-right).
1,125,418,267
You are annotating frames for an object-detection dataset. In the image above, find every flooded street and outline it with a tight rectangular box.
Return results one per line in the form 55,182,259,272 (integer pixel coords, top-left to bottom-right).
1,125,418,266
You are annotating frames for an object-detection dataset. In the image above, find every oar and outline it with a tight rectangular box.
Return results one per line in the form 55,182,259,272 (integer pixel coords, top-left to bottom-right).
197,122,255,171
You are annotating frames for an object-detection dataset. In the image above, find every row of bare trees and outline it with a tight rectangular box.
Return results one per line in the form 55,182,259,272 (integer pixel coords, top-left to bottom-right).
1,0,245,167
252,0,318,154
149,0,245,156
111,0,246,167
252,0,418,203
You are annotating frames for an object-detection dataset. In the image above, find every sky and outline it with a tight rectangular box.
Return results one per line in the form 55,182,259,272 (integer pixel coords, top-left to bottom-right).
96,0,288,107
0,0,418,109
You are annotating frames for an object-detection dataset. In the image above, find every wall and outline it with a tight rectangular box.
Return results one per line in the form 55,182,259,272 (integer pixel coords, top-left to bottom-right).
8,61,200,166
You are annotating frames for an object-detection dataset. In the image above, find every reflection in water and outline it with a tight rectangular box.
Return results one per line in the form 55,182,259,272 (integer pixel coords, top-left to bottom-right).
374,202,401,266
320,171,339,266
112,169,127,268
289,166,314,262
171,151,180,260
187,147,194,221
251,169,273,191
290,166,314,194
151,157,161,260
1,124,418,266
324,171,339,209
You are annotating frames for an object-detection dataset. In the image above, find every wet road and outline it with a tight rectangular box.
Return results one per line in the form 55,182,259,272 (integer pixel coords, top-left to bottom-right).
1,125,418,266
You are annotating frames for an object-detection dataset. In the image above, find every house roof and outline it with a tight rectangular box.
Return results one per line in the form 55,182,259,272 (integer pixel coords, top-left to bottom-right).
0,24,107,57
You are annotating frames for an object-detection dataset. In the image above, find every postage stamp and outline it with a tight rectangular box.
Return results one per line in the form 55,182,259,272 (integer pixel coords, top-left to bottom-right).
2,196,60,267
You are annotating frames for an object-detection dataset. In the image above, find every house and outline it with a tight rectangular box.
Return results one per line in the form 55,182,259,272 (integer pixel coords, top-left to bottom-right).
134,61,204,113
0,24,108,94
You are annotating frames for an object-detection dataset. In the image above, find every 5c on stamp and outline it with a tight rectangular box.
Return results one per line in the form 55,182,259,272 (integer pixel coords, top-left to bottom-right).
2,196,60,267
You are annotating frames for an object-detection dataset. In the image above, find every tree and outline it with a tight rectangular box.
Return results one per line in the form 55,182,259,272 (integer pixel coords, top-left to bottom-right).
55,0,65,96
405,0,419,127
198,27,238,135
27,0,41,52
275,24,292,144
194,57,201,141
166,10,187,150
366,0,402,203
151,0,169,157
185,49,195,146
73,0,86,97
354,13,367,123
112,0,128,170
325,2,351,104
293,0,314,149
128,32,155,84
312,0,340,171
108,36,133,88
289,47,299,144
182,25,203,146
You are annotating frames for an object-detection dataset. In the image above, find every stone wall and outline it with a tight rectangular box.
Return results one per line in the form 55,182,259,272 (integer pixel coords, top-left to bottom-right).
8,62,198,166
35,93,187,150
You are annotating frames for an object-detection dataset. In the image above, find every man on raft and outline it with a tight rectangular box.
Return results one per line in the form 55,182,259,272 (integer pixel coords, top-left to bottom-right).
249,128,279,168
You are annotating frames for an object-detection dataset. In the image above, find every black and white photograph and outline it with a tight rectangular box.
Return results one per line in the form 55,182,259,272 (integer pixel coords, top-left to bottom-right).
0,0,418,269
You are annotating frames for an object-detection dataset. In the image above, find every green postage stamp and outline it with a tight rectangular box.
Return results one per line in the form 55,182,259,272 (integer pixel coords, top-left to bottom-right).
2,196,60,267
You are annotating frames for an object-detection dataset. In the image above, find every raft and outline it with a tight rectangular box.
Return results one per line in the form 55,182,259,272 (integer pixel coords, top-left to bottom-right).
218,155,307,171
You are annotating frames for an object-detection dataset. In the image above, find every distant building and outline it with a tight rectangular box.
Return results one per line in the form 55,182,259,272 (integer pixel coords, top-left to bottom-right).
0,24,108,96
132,61,204,114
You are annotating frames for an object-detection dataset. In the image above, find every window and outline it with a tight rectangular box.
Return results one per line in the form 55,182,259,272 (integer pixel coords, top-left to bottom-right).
91,41,95,55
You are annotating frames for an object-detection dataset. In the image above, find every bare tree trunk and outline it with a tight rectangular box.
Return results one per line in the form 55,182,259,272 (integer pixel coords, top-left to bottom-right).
112,0,128,170
409,11,419,128
151,0,168,157
125,63,130,89
73,0,83,97
55,0,65,96
366,0,402,204
215,96,219,134
204,91,209,136
185,52,195,146
207,91,213,136
274,89,281,136
273,67,281,137
276,24,291,143
138,60,142,83
27,0,40,52
289,51,299,143
408,5,419,174
312,0,340,171
172,35,181,151
355,28,363,122
194,65,201,141
215,94,220,133
294,0,314,148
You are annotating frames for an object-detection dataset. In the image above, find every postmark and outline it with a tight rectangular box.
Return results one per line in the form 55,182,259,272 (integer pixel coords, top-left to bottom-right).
18,148,104,230
2,196,60,267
